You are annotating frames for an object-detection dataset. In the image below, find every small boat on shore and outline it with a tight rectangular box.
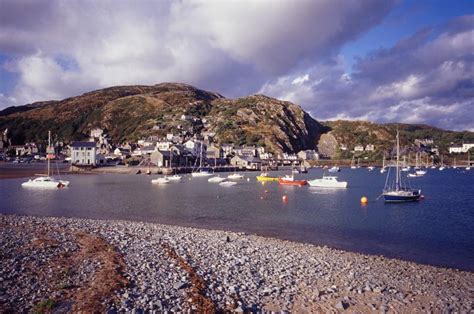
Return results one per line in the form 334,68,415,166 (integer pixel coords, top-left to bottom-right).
208,176,226,183
256,172,278,182
308,175,347,188
328,166,340,173
278,175,306,186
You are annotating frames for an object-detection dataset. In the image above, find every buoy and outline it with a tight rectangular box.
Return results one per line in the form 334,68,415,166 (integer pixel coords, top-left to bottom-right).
360,196,368,204
247,178,250,182
282,195,288,202
420,194,425,199
264,190,268,194
260,196,264,200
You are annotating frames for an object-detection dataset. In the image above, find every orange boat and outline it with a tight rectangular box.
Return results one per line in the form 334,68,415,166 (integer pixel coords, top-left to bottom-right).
278,175,307,186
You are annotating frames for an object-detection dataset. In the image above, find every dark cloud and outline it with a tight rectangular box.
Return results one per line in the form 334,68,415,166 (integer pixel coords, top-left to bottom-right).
261,15,474,131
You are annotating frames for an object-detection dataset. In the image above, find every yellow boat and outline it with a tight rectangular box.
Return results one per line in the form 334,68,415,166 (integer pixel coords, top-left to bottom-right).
256,173,279,182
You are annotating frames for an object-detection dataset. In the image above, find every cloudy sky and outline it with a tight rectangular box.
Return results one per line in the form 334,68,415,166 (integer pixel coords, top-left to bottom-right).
0,0,473,131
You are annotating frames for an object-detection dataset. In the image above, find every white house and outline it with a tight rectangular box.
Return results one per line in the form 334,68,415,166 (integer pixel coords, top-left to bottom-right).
354,145,364,152
71,141,97,166
184,140,206,156
449,144,474,154
365,144,375,151
297,150,319,160
156,141,173,151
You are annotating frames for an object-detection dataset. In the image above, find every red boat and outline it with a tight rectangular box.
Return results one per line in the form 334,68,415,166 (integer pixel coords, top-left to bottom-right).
278,175,307,186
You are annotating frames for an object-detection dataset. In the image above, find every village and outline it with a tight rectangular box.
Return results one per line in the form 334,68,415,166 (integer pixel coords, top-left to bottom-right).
1,126,473,173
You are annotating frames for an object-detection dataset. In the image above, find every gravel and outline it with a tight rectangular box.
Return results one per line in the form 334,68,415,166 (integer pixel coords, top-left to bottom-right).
1,214,472,312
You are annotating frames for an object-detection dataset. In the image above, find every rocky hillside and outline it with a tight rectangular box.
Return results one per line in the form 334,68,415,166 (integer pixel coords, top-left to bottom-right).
319,120,474,159
0,83,323,154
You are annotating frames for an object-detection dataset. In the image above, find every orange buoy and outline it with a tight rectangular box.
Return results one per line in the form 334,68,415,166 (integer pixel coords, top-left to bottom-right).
282,195,288,202
360,196,368,205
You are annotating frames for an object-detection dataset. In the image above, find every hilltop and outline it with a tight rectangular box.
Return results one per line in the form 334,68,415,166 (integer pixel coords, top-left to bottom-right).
0,83,323,154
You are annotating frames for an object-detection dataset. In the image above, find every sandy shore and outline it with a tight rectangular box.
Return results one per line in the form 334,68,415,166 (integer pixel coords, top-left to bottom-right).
0,214,472,312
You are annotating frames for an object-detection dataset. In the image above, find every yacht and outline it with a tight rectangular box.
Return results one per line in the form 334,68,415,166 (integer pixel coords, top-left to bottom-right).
228,173,244,180
307,175,347,188
208,176,226,183
219,181,237,187
22,131,70,189
151,177,170,184
328,166,340,173
382,130,421,202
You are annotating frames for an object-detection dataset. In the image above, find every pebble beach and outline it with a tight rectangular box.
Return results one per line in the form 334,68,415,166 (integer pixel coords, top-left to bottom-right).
0,214,472,312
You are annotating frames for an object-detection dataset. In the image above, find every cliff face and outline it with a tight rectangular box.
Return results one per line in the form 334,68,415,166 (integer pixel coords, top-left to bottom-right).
0,83,323,154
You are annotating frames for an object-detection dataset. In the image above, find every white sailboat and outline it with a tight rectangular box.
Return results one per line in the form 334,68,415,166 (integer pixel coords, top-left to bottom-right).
380,156,387,173
228,172,244,180
453,158,457,169
151,177,170,184
164,148,181,181
466,151,471,170
401,156,410,171
191,142,212,177
22,131,70,189
350,156,357,169
208,176,226,183
439,155,445,171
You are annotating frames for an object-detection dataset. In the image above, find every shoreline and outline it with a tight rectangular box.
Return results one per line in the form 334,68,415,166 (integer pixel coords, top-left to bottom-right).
1,214,471,312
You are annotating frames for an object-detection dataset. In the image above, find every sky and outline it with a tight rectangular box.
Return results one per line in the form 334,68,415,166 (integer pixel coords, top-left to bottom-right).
0,0,473,131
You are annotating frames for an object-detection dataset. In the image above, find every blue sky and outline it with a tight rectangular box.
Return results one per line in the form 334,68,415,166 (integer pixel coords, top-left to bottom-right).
0,0,473,130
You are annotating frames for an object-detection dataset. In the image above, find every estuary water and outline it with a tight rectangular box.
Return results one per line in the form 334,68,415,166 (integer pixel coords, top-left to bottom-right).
1,168,473,271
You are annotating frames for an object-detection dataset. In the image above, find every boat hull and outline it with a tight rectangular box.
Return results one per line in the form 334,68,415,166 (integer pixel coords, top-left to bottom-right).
256,176,278,182
383,190,421,202
278,178,307,186
307,180,347,188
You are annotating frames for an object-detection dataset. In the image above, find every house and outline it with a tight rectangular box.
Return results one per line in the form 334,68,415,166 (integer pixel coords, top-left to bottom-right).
206,144,223,159
449,144,474,154
150,150,177,168
11,143,38,156
365,144,375,151
339,144,347,151
354,145,364,152
297,150,319,160
71,141,97,166
141,145,157,155
90,128,104,138
181,114,193,121
156,141,173,151
185,140,206,156
234,145,257,157
221,144,234,157
113,147,131,159
230,155,262,170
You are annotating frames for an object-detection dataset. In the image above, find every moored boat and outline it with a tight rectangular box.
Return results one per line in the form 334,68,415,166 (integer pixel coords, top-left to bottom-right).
151,177,170,184
165,175,182,181
228,173,244,180
219,181,237,187
256,172,278,182
208,176,226,183
278,175,306,186
383,129,421,203
328,166,340,173
307,175,347,188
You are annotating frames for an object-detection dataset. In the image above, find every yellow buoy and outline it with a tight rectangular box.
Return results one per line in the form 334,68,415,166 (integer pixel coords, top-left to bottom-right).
360,196,368,204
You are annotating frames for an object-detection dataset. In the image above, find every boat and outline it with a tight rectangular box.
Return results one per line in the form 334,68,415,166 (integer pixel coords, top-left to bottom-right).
151,177,170,184
350,156,357,169
453,158,457,169
382,129,421,202
22,131,70,189
307,175,347,188
439,156,445,171
191,142,212,177
328,166,340,173
208,176,226,183
278,175,307,186
380,156,387,173
219,181,237,187
228,173,244,180
165,174,182,181
466,151,471,170
367,166,375,171
256,172,279,182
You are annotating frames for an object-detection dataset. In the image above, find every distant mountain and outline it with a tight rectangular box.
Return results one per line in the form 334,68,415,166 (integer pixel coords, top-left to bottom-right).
0,83,324,154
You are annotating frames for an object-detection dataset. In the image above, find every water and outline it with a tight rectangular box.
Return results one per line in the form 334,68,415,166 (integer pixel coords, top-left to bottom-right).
1,168,473,271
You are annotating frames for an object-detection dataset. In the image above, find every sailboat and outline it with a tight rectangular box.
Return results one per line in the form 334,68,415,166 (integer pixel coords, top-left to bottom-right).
165,148,181,181
22,131,70,189
382,130,421,202
453,158,457,169
350,156,357,169
191,142,212,177
466,151,471,171
380,156,387,173
408,153,426,177
401,156,410,172
439,155,446,171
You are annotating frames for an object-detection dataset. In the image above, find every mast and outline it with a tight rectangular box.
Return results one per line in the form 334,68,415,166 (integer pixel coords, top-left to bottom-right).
47,131,51,177
396,129,400,190
199,141,203,169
